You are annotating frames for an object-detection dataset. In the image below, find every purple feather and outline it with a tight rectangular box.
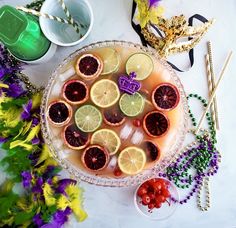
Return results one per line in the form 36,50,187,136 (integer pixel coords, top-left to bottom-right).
21,100,32,120
21,171,32,188
149,0,161,8
56,179,77,194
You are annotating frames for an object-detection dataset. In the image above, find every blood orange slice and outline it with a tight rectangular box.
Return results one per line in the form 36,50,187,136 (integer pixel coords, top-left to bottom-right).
75,53,103,80
103,108,125,126
47,100,72,127
63,124,89,150
62,79,88,105
152,83,180,111
81,145,109,171
142,140,161,162
143,111,169,137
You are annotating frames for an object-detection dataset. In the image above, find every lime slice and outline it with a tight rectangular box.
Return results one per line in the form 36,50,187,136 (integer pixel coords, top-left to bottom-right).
75,105,102,132
119,92,144,117
118,146,146,175
126,53,153,80
90,79,120,108
91,129,121,155
97,48,120,75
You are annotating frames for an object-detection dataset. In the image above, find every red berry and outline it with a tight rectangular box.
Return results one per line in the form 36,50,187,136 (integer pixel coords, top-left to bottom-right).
156,195,166,203
152,181,162,191
133,119,141,127
148,203,155,210
158,179,168,189
114,167,122,176
142,194,151,205
155,201,162,208
162,189,170,198
148,192,155,200
137,186,148,197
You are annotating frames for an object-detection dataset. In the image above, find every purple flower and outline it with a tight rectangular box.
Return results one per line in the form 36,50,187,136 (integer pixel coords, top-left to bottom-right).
21,171,32,188
32,117,40,126
0,67,7,79
32,177,43,194
56,179,77,195
33,213,44,227
5,82,24,98
0,137,8,143
32,137,40,145
149,0,161,8
21,100,32,120
40,207,72,228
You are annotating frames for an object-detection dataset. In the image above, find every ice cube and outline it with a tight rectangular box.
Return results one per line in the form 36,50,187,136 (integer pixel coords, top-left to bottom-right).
131,130,144,145
59,67,75,82
51,82,62,97
120,124,133,140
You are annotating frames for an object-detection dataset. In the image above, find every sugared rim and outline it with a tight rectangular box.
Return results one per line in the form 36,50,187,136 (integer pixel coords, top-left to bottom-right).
75,53,103,80
81,145,110,172
62,79,89,105
40,40,189,187
47,100,72,127
143,111,170,138
152,83,180,111
62,124,90,150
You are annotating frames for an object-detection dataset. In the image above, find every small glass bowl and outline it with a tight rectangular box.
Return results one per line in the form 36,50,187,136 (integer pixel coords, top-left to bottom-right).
134,177,179,220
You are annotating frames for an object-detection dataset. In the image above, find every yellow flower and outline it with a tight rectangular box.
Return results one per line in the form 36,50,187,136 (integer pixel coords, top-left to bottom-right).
57,184,87,222
43,183,56,206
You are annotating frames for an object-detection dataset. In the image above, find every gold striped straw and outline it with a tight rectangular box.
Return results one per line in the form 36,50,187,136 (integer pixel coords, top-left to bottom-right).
16,6,80,34
195,51,233,134
205,54,217,131
57,0,86,29
207,41,220,130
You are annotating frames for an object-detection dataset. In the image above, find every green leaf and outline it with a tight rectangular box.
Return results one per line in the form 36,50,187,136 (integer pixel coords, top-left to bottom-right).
14,210,35,225
0,190,19,219
1,97,28,110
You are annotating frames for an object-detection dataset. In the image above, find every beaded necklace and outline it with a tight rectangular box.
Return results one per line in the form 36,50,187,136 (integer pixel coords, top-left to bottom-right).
159,93,221,211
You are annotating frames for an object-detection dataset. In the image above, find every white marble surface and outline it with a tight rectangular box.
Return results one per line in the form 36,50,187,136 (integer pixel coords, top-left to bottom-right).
1,0,236,227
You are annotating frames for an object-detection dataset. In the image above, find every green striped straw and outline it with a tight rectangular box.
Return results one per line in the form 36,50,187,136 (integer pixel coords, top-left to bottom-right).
16,6,80,34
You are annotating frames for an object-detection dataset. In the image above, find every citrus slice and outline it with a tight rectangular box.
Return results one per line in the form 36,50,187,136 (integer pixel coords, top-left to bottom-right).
75,53,103,80
91,129,121,155
90,79,120,108
126,53,153,81
62,79,88,105
118,146,146,175
81,145,109,171
75,105,102,132
119,92,144,117
97,48,120,75
47,100,72,127
152,83,180,111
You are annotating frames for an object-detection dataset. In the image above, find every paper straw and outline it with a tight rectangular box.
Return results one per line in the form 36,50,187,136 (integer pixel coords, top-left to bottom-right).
16,6,80,34
205,54,216,131
207,41,220,130
195,51,233,134
57,0,85,29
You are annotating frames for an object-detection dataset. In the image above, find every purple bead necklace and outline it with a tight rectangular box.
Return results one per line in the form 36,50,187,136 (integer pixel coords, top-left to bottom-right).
159,94,221,211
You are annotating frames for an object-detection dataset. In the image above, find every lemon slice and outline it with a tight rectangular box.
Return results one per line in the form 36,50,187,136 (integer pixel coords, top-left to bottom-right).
98,48,120,75
90,79,120,108
119,92,144,117
126,53,153,80
91,129,121,155
75,105,102,132
118,147,146,175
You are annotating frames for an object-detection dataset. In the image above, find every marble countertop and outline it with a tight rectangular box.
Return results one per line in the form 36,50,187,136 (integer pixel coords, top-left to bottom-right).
1,0,236,227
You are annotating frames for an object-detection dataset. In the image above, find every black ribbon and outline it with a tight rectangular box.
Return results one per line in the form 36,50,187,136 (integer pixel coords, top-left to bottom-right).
131,1,209,72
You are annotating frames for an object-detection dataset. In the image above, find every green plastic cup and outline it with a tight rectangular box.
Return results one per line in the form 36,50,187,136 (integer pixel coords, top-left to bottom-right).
0,5,51,61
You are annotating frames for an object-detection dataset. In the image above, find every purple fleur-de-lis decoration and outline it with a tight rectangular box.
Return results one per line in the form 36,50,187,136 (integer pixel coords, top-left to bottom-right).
118,72,141,95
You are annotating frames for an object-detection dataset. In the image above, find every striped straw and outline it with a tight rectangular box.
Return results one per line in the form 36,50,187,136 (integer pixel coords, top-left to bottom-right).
57,0,86,29
207,41,220,130
205,54,217,131
16,6,80,34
